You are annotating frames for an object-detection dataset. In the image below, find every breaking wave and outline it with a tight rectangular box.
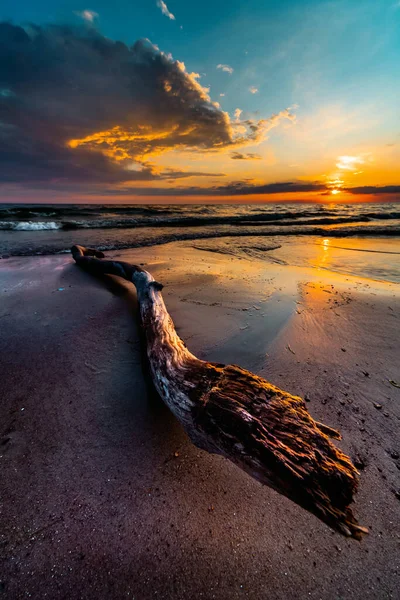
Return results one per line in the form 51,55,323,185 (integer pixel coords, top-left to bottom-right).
0,202,399,257
0,221,62,231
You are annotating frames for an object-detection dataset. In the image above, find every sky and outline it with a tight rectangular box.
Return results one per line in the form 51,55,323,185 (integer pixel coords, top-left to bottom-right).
1,0,400,203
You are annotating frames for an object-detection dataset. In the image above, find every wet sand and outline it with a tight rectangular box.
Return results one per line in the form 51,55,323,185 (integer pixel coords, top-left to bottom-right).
0,242,399,599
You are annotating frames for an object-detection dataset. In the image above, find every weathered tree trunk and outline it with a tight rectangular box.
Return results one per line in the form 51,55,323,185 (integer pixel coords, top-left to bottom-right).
71,244,367,539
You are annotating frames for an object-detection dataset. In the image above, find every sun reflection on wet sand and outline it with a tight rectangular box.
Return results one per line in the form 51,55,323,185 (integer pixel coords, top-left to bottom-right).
315,238,331,270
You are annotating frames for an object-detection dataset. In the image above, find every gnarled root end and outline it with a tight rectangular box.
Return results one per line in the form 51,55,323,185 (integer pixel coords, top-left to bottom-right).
71,245,143,281
71,245,105,260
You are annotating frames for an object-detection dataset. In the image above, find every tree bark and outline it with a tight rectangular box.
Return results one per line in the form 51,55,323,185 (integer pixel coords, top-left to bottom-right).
71,244,367,540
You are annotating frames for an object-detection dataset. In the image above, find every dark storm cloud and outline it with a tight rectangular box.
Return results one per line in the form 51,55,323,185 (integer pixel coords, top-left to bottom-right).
91,181,400,198
214,181,328,195
0,22,235,186
345,185,400,195
95,180,329,196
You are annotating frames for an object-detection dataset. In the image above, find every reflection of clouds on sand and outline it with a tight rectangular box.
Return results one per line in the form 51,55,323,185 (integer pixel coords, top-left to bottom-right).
262,237,400,284
190,235,400,284
311,237,400,283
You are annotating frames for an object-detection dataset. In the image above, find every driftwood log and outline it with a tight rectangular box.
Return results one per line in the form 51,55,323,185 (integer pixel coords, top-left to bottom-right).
71,244,367,540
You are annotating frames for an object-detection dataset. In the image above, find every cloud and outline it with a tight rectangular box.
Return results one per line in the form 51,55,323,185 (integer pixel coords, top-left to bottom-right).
212,180,326,195
249,86,259,94
74,10,98,23
232,107,297,146
220,93,225,97
0,23,296,190
345,185,400,195
336,155,365,170
156,0,175,20
234,108,243,122
230,152,262,160
96,180,328,197
75,180,400,198
217,64,234,74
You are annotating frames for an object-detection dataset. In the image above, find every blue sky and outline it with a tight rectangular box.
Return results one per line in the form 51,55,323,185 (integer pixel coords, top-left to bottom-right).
1,0,400,201
4,0,399,114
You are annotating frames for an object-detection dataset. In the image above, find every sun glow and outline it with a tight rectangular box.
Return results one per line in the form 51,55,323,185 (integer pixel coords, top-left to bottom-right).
336,155,365,171
331,189,341,195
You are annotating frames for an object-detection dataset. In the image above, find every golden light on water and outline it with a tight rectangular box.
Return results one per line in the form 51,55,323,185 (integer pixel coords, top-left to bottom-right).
313,238,331,271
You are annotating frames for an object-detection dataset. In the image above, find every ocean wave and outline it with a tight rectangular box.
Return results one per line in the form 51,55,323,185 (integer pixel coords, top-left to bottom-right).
1,203,399,229
1,223,399,257
0,212,390,232
1,202,399,259
0,221,62,231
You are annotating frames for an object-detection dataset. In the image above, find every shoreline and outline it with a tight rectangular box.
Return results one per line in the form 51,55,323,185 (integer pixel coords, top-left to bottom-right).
1,243,399,599
1,235,400,285
1,227,400,262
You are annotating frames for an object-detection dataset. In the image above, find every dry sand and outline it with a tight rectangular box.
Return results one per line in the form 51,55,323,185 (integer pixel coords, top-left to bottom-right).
0,242,399,599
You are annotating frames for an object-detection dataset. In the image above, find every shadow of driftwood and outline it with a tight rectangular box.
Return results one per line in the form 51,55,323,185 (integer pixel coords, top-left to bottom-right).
68,261,166,411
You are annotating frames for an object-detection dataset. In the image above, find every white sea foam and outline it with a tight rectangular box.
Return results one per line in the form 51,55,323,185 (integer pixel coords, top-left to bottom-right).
0,221,62,231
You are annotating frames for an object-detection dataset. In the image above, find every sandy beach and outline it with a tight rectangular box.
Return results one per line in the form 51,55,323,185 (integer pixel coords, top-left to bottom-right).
1,240,399,599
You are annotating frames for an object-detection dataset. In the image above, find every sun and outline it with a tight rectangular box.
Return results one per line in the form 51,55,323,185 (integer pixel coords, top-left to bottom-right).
331,189,341,195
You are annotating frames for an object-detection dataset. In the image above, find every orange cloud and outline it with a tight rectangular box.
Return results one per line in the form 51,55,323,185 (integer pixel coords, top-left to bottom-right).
68,125,183,162
67,108,297,167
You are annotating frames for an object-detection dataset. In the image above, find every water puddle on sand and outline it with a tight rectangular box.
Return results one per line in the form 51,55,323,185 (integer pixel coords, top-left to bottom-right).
203,290,297,372
267,236,400,284
190,235,400,284
178,236,400,372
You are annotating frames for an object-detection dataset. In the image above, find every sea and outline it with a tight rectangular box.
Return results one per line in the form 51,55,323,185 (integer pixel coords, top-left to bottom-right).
0,202,399,282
